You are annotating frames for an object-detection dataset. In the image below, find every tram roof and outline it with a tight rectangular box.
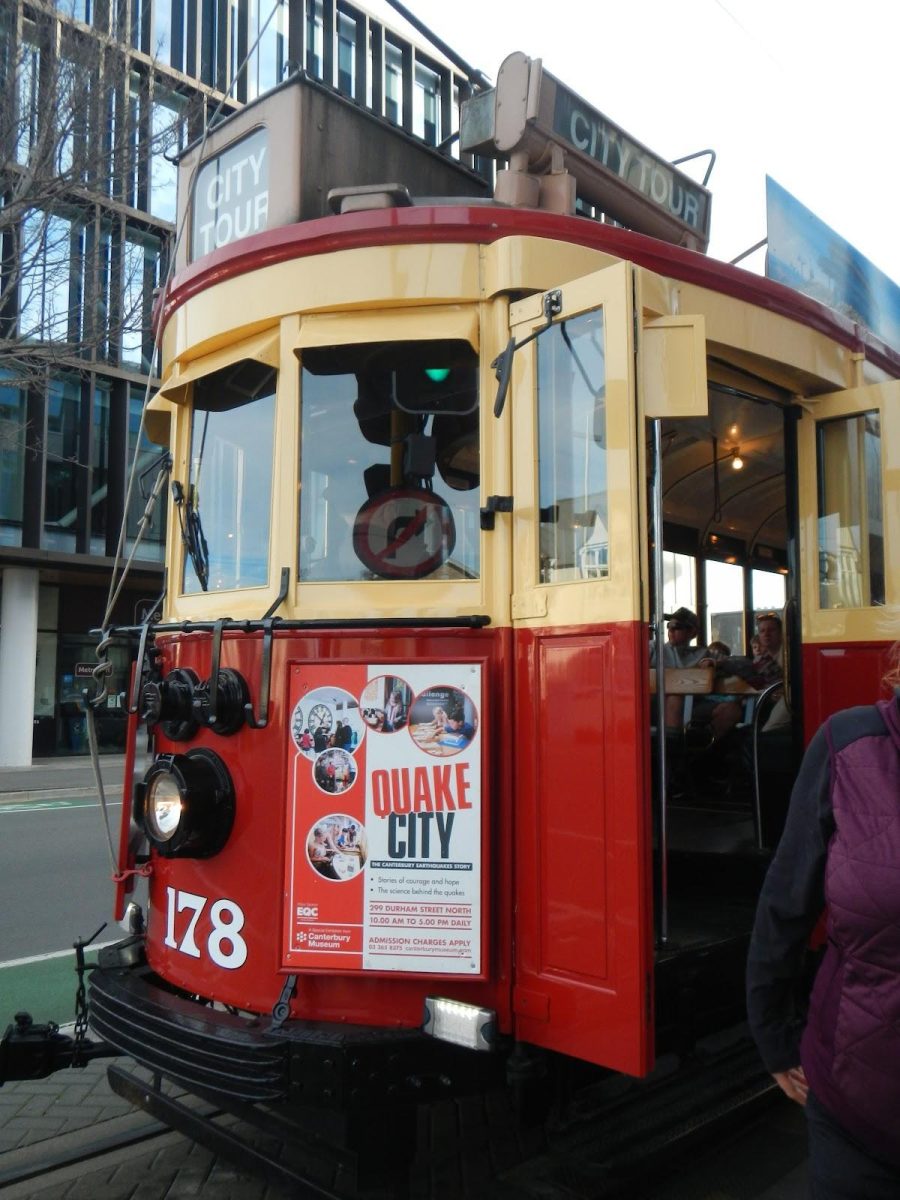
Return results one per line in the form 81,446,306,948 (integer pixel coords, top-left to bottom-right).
156,203,900,380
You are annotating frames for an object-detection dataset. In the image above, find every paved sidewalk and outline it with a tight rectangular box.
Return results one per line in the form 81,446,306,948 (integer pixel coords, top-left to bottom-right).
0,754,132,804
0,1057,294,1199
0,1059,137,1156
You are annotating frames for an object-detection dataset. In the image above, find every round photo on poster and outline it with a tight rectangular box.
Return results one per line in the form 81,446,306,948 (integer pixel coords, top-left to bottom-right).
313,748,357,795
291,687,364,757
306,814,368,882
408,685,478,757
359,675,413,734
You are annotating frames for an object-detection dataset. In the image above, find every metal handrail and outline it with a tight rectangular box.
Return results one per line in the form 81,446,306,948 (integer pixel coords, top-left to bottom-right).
751,680,786,850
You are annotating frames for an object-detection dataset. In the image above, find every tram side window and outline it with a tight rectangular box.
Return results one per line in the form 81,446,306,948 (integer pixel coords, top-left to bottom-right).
537,309,608,583
298,340,480,583
705,559,745,651
663,550,697,617
817,412,884,608
182,360,276,593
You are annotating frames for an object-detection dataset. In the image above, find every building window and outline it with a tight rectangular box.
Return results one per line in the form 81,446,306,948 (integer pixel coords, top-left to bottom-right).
43,376,83,552
127,388,167,561
537,310,608,583
14,28,40,166
54,0,92,22
246,0,286,100
131,0,149,53
123,72,143,210
149,88,186,223
0,372,26,548
90,382,110,554
154,0,173,66
100,56,118,196
56,52,79,176
121,228,161,371
99,221,115,361
337,10,356,98
384,41,402,125
305,0,322,76
414,62,439,145
19,209,79,343
199,0,227,88
817,412,884,608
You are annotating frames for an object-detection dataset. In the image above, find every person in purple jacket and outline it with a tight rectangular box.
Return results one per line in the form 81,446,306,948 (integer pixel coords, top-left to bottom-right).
746,642,900,1198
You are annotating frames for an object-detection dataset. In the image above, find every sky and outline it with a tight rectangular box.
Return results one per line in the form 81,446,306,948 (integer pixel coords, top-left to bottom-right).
365,0,900,285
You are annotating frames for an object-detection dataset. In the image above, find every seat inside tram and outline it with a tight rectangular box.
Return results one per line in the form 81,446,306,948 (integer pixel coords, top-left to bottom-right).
652,378,798,958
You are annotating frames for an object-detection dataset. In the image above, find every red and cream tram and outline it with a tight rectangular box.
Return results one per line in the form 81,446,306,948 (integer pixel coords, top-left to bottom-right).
3,48,898,1191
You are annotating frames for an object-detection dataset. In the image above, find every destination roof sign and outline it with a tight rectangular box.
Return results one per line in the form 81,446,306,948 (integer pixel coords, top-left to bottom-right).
461,52,712,252
191,125,269,260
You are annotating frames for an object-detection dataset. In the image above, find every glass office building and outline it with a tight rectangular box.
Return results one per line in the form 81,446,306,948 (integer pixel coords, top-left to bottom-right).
0,0,474,762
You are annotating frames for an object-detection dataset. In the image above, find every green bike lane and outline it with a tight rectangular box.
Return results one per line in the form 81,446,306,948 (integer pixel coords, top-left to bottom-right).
0,794,124,1026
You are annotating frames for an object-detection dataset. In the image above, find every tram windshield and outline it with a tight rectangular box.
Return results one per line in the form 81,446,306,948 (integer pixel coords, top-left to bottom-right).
298,339,480,582
182,359,277,594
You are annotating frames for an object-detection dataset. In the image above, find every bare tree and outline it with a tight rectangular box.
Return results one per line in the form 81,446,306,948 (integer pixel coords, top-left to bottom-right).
0,6,204,393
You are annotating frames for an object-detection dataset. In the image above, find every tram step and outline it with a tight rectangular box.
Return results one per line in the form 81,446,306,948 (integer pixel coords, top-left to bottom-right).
498,1033,774,1198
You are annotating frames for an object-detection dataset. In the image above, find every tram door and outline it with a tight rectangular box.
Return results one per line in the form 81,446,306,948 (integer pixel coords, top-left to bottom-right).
796,380,900,735
507,263,654,1076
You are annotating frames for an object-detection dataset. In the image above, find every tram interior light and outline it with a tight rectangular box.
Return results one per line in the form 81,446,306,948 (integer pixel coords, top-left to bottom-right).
137,750,235,858
423,997,496,1052
731,448,744,470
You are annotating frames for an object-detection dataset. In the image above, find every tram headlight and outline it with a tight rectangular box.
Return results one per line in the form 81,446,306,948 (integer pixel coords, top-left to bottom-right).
137,750,235,858
146,773,183,841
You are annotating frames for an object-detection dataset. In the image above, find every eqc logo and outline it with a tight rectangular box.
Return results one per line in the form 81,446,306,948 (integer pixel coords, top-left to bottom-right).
297,905,319,919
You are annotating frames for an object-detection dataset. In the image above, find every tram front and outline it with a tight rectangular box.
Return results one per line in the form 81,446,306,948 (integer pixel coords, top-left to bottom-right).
58,161,595,1195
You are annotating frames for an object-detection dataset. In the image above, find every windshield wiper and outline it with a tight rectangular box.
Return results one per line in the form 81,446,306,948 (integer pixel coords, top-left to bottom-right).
172,479,210,591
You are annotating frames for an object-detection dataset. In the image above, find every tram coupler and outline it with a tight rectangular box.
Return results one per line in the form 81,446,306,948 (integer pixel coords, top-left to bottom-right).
0,1011,119,1084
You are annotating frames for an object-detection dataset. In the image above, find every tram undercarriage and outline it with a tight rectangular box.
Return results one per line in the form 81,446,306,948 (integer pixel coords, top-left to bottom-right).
78,936,775,1197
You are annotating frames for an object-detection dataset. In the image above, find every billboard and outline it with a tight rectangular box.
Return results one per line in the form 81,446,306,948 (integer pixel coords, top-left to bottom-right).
766,176,900,352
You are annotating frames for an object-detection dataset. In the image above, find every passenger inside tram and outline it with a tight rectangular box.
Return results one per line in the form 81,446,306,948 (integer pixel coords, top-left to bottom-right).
654,381,797,937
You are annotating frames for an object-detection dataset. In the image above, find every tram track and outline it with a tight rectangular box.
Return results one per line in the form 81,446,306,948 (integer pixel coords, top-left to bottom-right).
0,1107,181,1196
0,1097,345,1200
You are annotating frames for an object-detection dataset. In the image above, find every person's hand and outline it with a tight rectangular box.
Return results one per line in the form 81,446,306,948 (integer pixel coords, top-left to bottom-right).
773,1066,809,1105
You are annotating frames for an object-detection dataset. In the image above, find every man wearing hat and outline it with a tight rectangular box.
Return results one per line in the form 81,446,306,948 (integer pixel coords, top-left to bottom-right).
651,606,707,668
649,606,708,746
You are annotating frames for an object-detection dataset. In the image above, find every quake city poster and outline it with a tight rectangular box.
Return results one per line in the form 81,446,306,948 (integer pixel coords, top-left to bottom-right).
282,662,483,975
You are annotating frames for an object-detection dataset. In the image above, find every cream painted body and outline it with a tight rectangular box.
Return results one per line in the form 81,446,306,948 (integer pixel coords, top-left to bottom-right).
149,231,898,646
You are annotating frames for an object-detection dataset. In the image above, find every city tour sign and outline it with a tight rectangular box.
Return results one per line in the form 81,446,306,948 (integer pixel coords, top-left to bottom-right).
461,52,711,252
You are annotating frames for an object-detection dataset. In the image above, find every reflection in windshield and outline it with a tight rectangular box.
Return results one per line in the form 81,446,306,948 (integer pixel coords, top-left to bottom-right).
537,311,608,583
182,359,276,593
299,340,480,583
